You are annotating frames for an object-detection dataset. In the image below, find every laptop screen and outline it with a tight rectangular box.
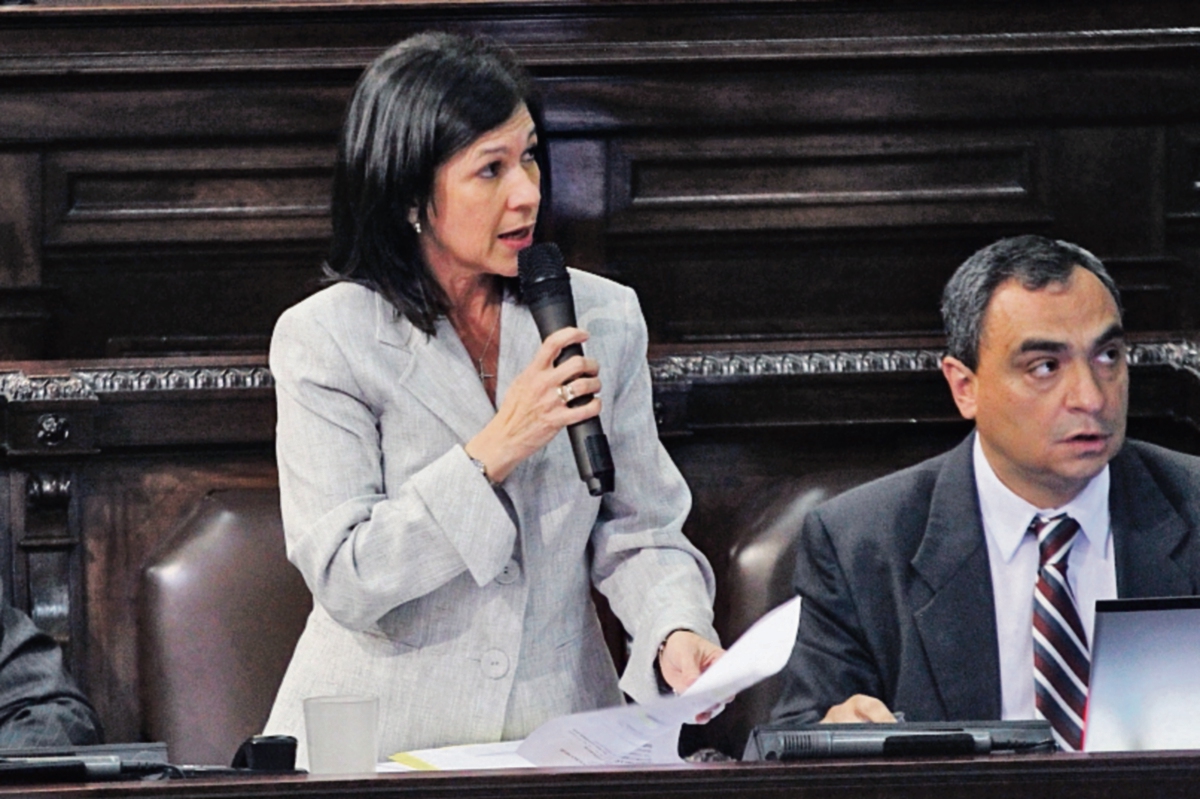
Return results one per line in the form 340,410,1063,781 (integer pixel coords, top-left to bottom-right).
1085,596,1200,752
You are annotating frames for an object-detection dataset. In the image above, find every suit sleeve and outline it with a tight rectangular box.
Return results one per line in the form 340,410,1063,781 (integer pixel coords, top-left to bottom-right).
0,601,102,748
772,507,886,723
270,309,518,631
585,286,719,704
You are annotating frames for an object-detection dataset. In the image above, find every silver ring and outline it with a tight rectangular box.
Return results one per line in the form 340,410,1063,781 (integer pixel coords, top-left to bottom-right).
557,383,576,405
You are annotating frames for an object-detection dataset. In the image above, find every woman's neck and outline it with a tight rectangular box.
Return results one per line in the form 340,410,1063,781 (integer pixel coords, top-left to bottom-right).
444,275,502,406
445,275,499,325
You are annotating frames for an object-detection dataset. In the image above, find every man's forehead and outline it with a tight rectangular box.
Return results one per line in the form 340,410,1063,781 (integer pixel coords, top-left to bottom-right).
980,268,1122,354
1015,322,1124,354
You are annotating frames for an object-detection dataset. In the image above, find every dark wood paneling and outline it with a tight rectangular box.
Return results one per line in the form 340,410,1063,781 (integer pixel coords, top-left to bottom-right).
0,153,40,286
0,153,50,359
612,234,998,342
2,0,1200,753
0,343,1194,745
0,2,1199,357
43,147,333,246
608,132,1050,234
42,248,324,359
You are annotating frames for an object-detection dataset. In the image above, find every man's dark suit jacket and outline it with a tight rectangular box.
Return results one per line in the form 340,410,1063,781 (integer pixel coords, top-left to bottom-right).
0,599,101,748
771,434,1200,725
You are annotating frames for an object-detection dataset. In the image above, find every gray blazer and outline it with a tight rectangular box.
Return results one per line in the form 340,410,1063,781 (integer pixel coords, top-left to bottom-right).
0,598,101,748
263,273,717,763
772,434,1200,724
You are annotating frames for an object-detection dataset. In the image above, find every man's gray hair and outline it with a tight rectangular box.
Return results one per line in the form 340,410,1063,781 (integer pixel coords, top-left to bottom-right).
940,235,1121,371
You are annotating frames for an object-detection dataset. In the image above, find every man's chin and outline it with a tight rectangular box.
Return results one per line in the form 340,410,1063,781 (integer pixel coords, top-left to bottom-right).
1053,442,1121,487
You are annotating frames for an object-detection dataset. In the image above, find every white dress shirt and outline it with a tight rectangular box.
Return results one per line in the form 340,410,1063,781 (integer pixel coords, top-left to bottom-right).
973,435,1117,720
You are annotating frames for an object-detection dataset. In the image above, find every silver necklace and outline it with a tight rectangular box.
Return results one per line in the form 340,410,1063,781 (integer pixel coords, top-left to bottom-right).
477,306,499,384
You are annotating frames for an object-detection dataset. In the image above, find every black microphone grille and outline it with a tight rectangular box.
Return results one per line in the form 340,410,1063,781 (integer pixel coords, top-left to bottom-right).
518,243,570,304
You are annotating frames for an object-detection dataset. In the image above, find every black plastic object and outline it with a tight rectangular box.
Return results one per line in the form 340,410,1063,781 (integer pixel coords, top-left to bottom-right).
518,243,615,496
231,734,298,772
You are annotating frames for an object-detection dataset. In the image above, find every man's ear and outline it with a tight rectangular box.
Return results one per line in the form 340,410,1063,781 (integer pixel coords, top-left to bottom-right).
941,355,979,421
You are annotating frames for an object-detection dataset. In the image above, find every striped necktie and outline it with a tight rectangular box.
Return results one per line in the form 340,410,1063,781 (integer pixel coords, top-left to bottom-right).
1031,513,1090,751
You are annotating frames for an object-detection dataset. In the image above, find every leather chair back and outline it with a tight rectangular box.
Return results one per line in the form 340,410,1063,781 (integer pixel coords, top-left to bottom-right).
139,488,310,766
702,468,891,756
138,469,889,763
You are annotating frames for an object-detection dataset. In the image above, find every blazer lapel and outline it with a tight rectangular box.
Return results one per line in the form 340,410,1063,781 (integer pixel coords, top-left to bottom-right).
495,301,541,406
374,292,496,444
909,434,1002,720
1109,445,1194,597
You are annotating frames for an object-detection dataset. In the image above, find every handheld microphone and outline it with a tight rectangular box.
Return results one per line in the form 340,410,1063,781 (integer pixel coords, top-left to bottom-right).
518,243,615,496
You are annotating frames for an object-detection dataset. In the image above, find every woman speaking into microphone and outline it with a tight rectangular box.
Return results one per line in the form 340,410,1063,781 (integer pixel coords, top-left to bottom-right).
263,32,722,763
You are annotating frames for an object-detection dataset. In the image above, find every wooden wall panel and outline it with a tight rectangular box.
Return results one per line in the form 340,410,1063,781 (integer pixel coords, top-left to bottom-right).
0,347,1193,749
0,3,1198,357
43,147,334,246
36,146,333,357
0,1,1199,753
0,154,40,287
608,132,1050,233
0,153,50,359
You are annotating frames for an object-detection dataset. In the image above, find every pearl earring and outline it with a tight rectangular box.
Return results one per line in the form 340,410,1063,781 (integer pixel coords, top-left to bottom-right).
408,209,422,235
412,219,422,235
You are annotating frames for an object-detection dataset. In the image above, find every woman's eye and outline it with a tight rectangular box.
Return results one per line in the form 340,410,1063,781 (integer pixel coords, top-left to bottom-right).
522,145,538,162
479,161,501,178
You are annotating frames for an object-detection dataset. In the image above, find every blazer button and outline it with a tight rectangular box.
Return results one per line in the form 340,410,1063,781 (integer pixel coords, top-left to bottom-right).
481,649,510,679
495,559,521,585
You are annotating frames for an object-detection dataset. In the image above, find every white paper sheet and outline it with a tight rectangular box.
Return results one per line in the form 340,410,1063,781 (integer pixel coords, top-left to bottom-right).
384,596,801,771
517,596,801,767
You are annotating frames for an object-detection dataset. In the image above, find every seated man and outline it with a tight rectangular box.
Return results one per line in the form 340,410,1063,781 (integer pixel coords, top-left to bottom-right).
0,595,102,748
771,235,1200,751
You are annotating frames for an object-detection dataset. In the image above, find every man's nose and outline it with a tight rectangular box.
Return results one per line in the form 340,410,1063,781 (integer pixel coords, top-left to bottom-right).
1066,362,1106,413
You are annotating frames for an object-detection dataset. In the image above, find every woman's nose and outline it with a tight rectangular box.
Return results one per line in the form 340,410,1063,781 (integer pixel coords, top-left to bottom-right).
509,163,541,209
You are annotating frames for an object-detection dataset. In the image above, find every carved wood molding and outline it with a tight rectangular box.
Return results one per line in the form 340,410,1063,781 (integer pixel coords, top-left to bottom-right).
0,366,273,401
0,372,96,402
3,12,1200,77
72,366,275,393
0,340,1192,400
648,340,1200,382
0,339,1193,450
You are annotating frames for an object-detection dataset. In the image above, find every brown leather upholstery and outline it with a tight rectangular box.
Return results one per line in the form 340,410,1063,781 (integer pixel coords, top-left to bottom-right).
702,468,892,756
139,488,311,766
138,470,888,762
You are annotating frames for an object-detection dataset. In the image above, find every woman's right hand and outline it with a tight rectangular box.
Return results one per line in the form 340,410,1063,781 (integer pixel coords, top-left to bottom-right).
464,326,602,484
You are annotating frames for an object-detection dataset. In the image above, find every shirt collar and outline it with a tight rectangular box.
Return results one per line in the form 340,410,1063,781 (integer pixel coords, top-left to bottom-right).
973,433,1111,563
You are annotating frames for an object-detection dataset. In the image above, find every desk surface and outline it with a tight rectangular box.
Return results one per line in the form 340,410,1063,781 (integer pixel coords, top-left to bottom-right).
8,751,1200,799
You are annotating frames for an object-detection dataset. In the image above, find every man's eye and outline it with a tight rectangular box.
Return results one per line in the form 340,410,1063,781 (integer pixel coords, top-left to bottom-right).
1097,346,1124,365
1030,360,1057,377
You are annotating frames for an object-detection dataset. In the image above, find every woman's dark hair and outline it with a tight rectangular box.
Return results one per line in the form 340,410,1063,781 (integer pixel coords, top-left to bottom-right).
327,32,543,334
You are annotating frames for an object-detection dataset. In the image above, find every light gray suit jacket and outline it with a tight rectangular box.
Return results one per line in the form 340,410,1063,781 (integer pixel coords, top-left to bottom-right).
772,433,1200,724
263,273,717,763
